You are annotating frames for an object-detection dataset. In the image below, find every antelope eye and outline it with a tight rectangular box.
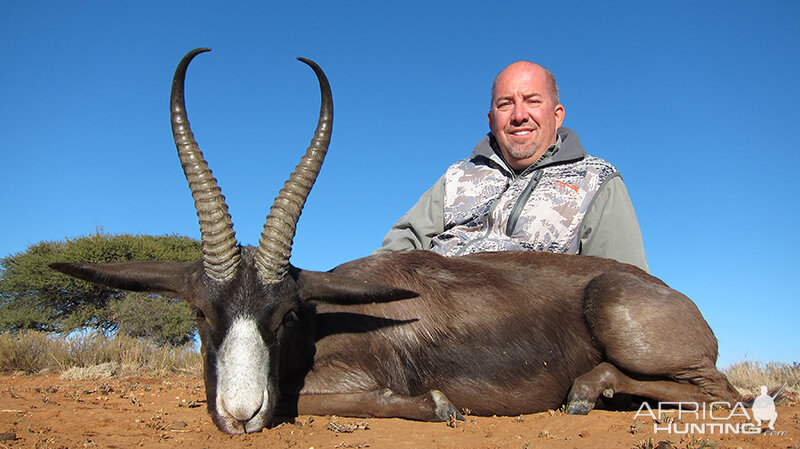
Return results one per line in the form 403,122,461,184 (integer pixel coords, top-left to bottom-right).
282,310,299,326
193,307,207,321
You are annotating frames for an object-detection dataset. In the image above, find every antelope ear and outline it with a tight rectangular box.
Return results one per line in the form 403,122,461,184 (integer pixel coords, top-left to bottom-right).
49,261,199,297
292,268,418,304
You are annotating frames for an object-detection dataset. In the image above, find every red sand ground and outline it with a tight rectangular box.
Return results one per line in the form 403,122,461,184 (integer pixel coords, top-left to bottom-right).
1,374,798,449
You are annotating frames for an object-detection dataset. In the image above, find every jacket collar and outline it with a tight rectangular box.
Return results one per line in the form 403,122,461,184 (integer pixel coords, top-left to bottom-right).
471,127,586,175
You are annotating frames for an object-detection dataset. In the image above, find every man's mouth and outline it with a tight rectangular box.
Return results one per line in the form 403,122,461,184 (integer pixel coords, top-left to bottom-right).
510,130,532,136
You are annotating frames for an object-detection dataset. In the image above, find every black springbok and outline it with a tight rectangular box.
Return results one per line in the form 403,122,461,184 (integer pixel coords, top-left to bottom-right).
50,49,740,434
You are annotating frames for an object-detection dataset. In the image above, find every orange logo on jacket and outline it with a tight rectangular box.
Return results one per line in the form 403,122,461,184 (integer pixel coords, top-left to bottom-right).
554,180,579,194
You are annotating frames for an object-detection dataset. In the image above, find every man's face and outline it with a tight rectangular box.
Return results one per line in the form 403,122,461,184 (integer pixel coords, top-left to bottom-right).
488,63,565,171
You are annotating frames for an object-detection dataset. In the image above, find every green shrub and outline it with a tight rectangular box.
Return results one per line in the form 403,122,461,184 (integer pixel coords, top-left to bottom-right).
109,292,195,346
0,232,200,345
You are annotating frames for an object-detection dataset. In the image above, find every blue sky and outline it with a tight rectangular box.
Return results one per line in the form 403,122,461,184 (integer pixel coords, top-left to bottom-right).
2,1,798,367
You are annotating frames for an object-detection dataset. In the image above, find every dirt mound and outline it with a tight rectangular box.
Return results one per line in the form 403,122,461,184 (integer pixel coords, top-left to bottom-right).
1,375,797,448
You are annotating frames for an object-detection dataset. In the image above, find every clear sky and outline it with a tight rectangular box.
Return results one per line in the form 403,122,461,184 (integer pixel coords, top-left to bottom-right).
2,1,798,367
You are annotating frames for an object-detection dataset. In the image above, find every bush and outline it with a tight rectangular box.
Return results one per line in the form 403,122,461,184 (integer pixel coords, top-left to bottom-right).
109,293,196,346
0,232,201,344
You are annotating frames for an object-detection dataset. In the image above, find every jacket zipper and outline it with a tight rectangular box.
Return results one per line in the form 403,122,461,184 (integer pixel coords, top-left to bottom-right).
505,169,544,236
453,166,540,256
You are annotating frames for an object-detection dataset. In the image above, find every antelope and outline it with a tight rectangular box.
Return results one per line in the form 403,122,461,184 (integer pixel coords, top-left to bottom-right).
50,49,740,434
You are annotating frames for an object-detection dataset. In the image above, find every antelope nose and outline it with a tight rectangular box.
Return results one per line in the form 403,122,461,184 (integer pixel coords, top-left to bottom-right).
221,394,264,423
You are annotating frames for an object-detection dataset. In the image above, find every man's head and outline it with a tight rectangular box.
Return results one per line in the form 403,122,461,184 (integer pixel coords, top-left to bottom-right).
488,61,565,171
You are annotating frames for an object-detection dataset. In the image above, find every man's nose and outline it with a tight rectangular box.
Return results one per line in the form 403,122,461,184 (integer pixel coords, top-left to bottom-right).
511,102,528,123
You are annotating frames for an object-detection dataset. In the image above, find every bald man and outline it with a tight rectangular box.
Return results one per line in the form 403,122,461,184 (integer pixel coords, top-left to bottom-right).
375,61,648,272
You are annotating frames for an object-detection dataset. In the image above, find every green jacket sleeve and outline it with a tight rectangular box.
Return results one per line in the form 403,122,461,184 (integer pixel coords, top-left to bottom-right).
373,175,445,254
578,174,649,272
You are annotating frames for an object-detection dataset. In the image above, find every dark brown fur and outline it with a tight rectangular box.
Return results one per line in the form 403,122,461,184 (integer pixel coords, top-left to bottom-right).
275,249,740,417
51,238,740,431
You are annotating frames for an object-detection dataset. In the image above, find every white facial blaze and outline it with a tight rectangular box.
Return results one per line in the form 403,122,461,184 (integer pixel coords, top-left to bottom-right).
215,316,270,432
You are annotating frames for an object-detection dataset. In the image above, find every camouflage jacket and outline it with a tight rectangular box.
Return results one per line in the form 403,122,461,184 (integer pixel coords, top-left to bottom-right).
375,128,649,272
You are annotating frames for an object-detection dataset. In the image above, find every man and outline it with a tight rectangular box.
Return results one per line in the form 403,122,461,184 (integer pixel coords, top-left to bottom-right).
375,61,649,272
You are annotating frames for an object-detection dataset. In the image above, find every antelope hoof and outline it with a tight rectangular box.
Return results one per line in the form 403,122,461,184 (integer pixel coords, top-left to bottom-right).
565,399,595,415
431,390,464,421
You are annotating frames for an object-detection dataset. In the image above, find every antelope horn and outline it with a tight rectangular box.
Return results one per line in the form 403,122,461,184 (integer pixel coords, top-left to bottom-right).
255,58,332,284
170,48,240,281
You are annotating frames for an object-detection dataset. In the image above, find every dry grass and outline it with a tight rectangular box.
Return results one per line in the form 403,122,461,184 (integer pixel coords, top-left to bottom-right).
1,330,798,392
0,330,201,378
723,360,800,394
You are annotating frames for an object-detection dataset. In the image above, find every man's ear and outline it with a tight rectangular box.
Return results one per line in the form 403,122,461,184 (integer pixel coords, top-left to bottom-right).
554,104,565,128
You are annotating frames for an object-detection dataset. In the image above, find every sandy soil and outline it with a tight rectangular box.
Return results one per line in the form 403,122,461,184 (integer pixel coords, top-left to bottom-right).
0,374,797,449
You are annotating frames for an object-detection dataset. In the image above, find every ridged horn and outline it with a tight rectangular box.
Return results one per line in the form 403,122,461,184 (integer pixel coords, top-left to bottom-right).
170,48,240,281
255,58,332,284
